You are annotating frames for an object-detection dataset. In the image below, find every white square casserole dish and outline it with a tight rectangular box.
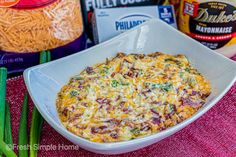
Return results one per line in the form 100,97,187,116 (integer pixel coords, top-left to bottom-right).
23,19,236,154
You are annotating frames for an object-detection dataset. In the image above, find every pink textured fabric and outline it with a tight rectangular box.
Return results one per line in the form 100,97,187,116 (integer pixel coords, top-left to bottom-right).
6,56,236,157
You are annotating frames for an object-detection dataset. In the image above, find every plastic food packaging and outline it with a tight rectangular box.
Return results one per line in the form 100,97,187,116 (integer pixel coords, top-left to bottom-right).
81,0,170,41
169,0,181,16
0,0,86,73
92,5,177,44
178,0,236,56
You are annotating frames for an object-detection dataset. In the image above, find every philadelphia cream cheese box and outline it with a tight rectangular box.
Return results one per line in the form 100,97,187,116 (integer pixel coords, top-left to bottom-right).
92,5,177,43
81,0,169,41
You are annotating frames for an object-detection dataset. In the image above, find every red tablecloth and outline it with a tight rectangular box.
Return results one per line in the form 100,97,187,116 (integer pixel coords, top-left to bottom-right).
6,56,236,157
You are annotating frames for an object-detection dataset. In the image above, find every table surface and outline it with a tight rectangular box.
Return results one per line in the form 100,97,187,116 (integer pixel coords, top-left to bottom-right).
5,55,236,157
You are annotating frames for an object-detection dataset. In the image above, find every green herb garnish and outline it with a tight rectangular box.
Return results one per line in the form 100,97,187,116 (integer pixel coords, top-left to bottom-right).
70,90,78,97
130,128,140,136
179,72,184,78
164,58,175,62
169,104,175,113
73,76,83,80
151,84,162,89
150,82,173,92
111,80,119,87
100,66,110,74
187,77,196,87
121,82,130,86
139,69,144,75
185,68,191,73
161,82,173,92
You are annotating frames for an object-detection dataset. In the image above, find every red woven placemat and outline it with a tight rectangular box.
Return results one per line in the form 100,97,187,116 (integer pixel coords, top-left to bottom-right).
6,56,236,157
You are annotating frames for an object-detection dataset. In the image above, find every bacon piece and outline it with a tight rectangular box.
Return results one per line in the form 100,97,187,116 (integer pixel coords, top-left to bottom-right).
133,54,145,59
160,126,166,131
165,113,171,119
151,117,161,125
78,84,84,89
116,53,126,58
81,102,88,107
181,97,201,107
140,123,151,131
183,89,188,93
150,109,159,116
115,95,121,101
91,126,108,134
61,107,69,117
106,119,121,126
86,67,94,74
96,98,111,105
172,105,177,112
68,113,82,123
118,101,129,113
122,108,129,113
111,72,116,77
151,101,162,106
200,93,211,99
148,52,163,57
124,58,132,63
141,126,151,131
200,101,205,105
91,127,99,134
110,132,119,139
127,71,134,78
125,67,140,78
190,91,199,96
142,89,151,97
75,125,87,129
119,101,125,107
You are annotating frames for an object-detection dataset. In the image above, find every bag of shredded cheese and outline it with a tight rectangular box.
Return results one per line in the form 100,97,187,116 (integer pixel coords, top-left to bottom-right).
0,0,86,73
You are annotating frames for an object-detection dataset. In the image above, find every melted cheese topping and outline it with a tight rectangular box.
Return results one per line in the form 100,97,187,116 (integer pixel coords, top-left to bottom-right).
57,52,211,143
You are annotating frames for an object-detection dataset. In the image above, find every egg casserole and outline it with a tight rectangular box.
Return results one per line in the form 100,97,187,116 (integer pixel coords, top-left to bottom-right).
56,52,211,143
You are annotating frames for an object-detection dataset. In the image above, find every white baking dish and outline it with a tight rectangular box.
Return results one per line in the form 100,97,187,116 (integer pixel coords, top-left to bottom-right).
23,19,236,154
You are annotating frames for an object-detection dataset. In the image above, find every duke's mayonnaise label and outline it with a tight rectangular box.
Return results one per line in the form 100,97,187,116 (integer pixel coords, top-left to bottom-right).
92,5,177,43
179,0,236,50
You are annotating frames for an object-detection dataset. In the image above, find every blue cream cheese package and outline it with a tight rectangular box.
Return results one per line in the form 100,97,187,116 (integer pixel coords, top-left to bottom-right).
92,5,177,43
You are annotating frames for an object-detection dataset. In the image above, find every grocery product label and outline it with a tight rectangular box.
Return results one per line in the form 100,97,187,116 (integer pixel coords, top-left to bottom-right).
93,5,177,44
115,14,152,31
0,34,86,74
13,0,57,8
0,0,20,7
81,0,170,41
84,0,169,12
0,0,56,8
158,5,176,25
179,0,236,50
183,1,198,17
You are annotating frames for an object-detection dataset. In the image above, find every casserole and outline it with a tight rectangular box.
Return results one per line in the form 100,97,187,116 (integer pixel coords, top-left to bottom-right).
24,19,236,154
56,52,211,143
